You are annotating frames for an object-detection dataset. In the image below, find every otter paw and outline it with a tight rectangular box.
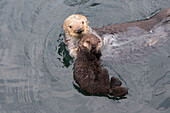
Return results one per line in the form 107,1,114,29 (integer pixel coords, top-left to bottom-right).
93,50,102,59
69,49,78,58
109,86,128,97
110,77,122,87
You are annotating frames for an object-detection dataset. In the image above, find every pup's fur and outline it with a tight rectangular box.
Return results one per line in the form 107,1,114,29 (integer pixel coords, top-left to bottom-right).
73,34,128,97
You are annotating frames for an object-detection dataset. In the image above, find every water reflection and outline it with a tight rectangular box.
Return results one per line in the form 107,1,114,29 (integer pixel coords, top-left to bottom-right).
57,38,73,68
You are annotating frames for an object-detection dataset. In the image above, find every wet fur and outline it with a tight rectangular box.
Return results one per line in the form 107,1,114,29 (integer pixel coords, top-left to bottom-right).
94,8,170,36
73,35,128,97
63,8,170,58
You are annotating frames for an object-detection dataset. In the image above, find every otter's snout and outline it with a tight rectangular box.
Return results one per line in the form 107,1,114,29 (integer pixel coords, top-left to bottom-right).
92,45,96,50
75,28,84,34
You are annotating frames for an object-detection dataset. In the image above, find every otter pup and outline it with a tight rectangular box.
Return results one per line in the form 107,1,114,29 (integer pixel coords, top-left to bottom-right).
73,34,128,97
63,8,170,60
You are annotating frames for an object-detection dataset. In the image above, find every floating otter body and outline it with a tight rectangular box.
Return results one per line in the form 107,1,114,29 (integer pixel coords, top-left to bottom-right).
73,34,128,97
63,8,170,63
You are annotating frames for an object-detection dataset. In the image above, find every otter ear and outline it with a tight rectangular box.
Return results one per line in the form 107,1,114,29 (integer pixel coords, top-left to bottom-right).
63,19,69,30
86,20,89,24
63,21,66,29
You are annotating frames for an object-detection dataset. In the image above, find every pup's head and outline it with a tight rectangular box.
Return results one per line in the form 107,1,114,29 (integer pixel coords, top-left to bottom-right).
78,34,102,53
63,14,89,37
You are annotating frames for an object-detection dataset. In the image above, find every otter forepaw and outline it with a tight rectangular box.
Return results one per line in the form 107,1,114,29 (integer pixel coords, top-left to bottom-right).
69,49,78,58
93,50,102,59
110,77,122,87
109,86,128,97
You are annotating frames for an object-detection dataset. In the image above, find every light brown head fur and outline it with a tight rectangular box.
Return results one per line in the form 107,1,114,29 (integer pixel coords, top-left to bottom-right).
78,34,102,52
63,14,89,37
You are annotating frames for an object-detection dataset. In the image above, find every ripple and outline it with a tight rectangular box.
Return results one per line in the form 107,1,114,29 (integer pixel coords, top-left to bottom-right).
64,0,90,6
0,0,170,113
157,97,170,111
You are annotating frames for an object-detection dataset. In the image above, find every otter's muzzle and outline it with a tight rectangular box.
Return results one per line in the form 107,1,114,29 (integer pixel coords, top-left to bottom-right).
92,45,96,50
75,28,84,34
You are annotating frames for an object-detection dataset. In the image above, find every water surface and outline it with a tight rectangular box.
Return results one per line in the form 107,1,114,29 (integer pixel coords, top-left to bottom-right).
0,0,170,113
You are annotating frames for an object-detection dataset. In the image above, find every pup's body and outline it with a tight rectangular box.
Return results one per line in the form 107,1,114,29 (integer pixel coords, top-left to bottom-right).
73,34,128,97
63,8,170,62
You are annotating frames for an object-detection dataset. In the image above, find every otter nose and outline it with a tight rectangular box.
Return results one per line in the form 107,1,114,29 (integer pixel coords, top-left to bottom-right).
75,28,83,34
92,45,96,50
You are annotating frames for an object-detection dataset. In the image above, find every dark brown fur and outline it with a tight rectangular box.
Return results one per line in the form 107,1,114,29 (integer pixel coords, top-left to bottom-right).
73,34,128,97
94,8,170,36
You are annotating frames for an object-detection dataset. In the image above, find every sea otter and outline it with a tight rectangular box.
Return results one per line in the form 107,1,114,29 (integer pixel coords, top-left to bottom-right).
63,14,101,58
63,8,170,63
73,34,128,97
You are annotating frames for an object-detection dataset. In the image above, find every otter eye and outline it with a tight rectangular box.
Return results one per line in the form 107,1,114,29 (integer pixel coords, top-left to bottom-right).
82,21,84,24
69,26,72,28
86,41,90,44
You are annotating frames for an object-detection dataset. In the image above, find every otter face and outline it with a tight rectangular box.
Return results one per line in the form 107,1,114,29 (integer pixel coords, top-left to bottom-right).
63,14,89,37
79,34,102,52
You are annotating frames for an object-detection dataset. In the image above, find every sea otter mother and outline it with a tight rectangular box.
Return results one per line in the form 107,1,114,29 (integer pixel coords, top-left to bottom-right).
63,8,170,63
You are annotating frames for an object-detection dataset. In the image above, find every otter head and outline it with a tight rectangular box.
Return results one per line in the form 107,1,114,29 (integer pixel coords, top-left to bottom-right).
63,14,89,37
78,34,102,53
